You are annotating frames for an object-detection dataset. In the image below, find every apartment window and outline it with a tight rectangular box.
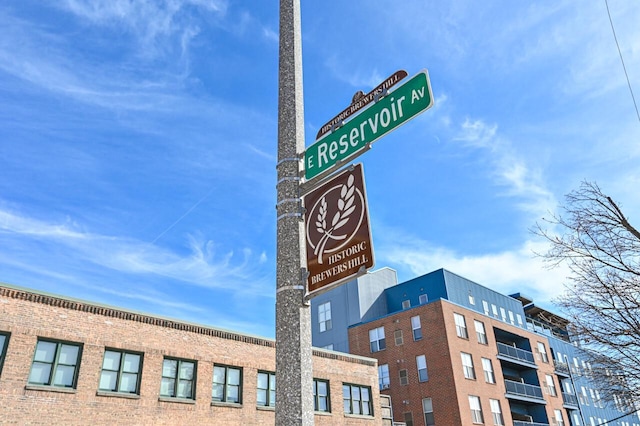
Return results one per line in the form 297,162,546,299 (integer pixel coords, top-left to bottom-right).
402,300,411,309
419,294,428,304
500,307,507,322
454,313,468,339
554,409,565,426
416,355,428,382
318,301,332,332
369,327,386,352
469,293,475,305
423,397,435,426
0,332,9,376
461,352,476,380
545,374,557,397
313,379,330,412
537,342,549,363
411,315,422,341
469,395,484,424
482,300,489,315
481,358,495,384
394,329,404,346
161,358,196,399
399,369,408,385
508,311,515,325
573,413,581,426
404,411,414,426
516,314,523,327
212,364,242,404
490,399,504,425
378,364,390,390
256,371,275,407
343,384,373,416
28,339,82,388
99,349,142,394
580,386,589,405
474,320,487,344
595,389,602,408
491,304,498,318
323,344,334,350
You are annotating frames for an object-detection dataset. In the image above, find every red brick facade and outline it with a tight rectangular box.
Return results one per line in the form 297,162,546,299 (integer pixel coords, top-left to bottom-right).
349,299,568,426
0,284,380,425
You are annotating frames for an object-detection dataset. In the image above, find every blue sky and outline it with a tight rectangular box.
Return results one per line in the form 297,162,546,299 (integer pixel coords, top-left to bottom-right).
1,1,639,338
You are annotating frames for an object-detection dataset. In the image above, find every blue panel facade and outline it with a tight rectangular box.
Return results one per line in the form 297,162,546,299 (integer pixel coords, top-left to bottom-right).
384,269,448,311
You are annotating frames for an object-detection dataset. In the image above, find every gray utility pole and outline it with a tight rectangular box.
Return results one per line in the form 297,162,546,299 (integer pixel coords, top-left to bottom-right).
275,0,314,425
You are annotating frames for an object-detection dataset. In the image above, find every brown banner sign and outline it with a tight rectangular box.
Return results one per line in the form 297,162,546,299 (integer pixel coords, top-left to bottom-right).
304,163,374,295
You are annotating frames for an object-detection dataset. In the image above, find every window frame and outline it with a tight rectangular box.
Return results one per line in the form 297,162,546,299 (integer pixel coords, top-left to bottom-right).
318,301,332,332
416,355,428,382
28,338,83,389
369,326,386,353
545,374,557,397
537,342,549,363
394,329,404,346
419,294,428,304
481,357,495,384
212,364,242,404
313,378,331,412
342,383,373,416
461,352,476,380
423,397,435,426
454,313,468,339
98,348,143,395
378,364,390,390
160,357,197,400
474,320,487,344
489,398,504,426
0,332,9,377
256,370,275,408
399,369,408,386
402,299,411,309
469,395,484,424
411,315,422,341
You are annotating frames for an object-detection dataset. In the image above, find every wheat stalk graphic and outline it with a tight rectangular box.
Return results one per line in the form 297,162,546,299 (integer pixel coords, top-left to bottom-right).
314,174,356,264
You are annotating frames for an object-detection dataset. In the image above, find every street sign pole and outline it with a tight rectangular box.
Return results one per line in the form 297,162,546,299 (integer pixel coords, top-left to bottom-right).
276,0,314,425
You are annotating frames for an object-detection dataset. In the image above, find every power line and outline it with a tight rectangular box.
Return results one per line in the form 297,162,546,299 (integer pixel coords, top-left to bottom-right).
605,0,640,124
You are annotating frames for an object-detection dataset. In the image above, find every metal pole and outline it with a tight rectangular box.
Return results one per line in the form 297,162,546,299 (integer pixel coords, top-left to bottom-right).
276,0,313,425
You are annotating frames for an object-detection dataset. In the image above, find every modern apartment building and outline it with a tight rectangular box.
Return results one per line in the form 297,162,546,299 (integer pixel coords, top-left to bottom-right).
312,268,640,426
0,282,382,425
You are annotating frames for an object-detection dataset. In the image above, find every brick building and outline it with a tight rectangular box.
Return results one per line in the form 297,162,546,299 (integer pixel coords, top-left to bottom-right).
0,282,381,425
313,268,640,426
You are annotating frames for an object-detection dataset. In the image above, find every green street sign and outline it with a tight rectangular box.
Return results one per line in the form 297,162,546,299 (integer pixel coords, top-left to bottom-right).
304,70,434,180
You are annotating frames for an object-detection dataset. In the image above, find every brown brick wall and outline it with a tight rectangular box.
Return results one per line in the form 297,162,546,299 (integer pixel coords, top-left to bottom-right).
0,285,380,425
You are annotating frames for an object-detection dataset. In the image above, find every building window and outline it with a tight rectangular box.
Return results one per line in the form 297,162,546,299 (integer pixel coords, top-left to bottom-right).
500,307,507,322
482,300,489,315
489,399,504,426
394,329,404,346
423,397,435,426
469,395,484,424
212,364,242,404
491,304,498,318
454,313,468,339
419,294,428,304
402,300,411,309
545,374,557,397
508,311,515,325
318,301,332,332
404,411,414,426
411,315,422,341
399,369,408,386
468,293,475,305
28,339,82,388
537,342,549,363
474,320,487,344
313,379,330,412
481,358,495,384
378,364,390,390
0,332,9,376
461,352,476,380
161,358,196,399
573,413,582,426
257,371,275,407
516,314,523,327
580,386,589,405
99,349,142,394
416,355,428,382
554,409,565,426
322,343,334,350
369,327,386,352
343,384,373,416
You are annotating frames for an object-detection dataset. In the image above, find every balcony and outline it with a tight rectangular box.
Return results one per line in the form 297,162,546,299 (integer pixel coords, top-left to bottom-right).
562,392,579,408
513,422,550,426
497,342,537,367
554,361,570,377
505,380,545,403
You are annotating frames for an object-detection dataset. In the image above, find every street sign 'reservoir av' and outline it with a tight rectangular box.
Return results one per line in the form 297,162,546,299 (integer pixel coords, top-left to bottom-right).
304,163,374,296
304,70,434,180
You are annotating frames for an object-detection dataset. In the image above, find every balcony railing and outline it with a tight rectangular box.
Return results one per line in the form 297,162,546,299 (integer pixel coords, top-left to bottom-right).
497,342,536,365
505,379,545,401
554,361,570,376
513,422,550,426
562,392,579,407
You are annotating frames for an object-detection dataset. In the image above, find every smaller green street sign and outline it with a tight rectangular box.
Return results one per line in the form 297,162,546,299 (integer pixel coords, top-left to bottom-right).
304,70,434,180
